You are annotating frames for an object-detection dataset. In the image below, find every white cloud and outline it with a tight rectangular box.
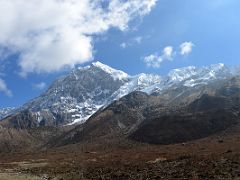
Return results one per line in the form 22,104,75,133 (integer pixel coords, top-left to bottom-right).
144,46,174,68
0,78,12,97
180,42,194,56
120,36,143,49
0,0,157,76
162,46,174,60
144,41,195,68
144,54,163,68
33,82,47,90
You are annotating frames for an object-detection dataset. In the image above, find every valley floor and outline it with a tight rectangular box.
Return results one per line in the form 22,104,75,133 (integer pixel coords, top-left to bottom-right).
0,125,240,180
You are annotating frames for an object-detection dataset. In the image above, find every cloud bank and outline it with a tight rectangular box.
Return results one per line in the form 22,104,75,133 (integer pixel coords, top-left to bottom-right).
0,0,157,76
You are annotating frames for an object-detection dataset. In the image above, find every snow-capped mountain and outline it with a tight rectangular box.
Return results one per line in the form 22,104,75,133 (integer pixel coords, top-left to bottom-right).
0,107,15,120
145,63,233,94
13,61,161,126
2,62,236,126
18,61,131,125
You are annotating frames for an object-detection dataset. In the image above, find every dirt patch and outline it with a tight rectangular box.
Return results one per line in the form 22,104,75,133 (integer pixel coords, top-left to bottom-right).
0,124,239,179
0,173,44,180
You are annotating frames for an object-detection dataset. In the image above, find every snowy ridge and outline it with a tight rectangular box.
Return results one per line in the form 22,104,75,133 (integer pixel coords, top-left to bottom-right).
2,62,236,126
92,61,129,81
148,63,232,89
108,73,162,102
168,66,197,82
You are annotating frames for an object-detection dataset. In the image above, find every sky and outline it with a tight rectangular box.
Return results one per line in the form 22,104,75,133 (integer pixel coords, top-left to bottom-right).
0,0,240,108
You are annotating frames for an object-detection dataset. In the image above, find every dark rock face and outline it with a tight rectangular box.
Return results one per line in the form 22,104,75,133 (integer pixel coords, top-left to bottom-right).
188,94,230,112
0,111,39,129
130,109,238,144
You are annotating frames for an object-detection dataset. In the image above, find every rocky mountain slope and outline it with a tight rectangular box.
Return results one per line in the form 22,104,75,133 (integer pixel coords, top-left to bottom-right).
1,62,163,127
1,62,236,128
53,76,240,146
0,108,15,120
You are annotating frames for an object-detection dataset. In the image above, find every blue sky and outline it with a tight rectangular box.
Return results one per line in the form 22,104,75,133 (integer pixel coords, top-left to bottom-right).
0,0,240,108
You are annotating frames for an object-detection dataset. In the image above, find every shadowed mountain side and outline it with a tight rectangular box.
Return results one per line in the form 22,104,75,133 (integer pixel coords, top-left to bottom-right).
0,127,66,153
0,117,75,153
50,84,240,147
49,91,152,147
130,109,238,144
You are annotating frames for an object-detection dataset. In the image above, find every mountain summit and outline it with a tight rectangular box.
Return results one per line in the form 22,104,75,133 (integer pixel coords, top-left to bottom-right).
91,61,129,81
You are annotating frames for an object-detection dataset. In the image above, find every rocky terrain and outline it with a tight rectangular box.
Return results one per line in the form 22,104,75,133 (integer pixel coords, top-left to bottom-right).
0,123,239,179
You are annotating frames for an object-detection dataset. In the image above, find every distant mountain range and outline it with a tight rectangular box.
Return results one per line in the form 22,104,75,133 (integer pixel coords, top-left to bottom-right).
0,62,238,127
0,61,240,152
